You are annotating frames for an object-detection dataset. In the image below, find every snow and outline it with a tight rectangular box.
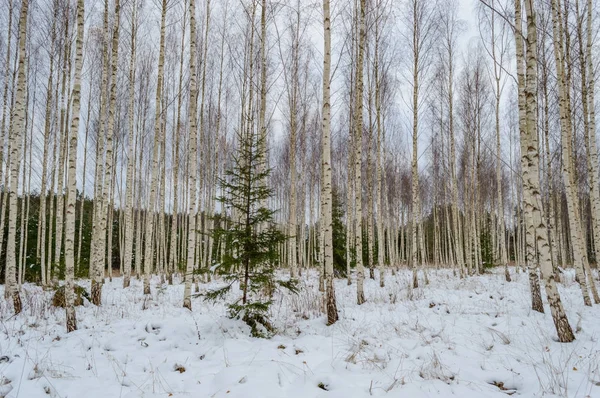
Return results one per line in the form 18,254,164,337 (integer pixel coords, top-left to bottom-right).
0,269,599,398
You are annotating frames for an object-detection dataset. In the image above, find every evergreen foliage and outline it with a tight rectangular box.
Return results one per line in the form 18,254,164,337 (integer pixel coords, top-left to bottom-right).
205,129,295,338
331,188,347,277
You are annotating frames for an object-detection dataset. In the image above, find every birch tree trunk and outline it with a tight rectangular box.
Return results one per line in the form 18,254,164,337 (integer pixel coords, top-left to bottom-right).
98,0,121,285
37,0,58,286
0,0,15,273
288,5,300,279
346,101,354,286
183,0,199,310
64,0,85,332
539,37,560,282
375,8,384,287
550,0,592,306
4,0,29,314
19,92,34,286
523,0,575,341
488,1,510,281
441,5,465,276
354,0,366,305
0,0,13,199
410,0,421,288
206,3,228,274
585,0,600,272
367,86,374,280
257,0,268,212
53,11,72,286
123,0,138,288
576,0,600,302
17,62,31,286
197,0,211,282
321,0,338,324
77,85,92,272
134,128,145,280
90,0,111,305
143,0,167,297
514,0,544,311
168,2,188,282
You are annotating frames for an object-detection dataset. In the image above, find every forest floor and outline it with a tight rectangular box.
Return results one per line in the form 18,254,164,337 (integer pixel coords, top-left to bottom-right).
0,268,599,398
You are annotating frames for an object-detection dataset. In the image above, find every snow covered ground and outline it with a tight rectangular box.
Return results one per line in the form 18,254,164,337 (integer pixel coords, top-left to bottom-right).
0,269,599,398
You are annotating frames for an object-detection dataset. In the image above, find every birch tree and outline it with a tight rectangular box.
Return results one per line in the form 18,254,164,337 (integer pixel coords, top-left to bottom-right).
575,0,600,302
123,0,139,288
405,0,435,287
142,0,167,297
4,0,29,314
90,0,112,305
549,0,593,306
322,0,338,324
64,0,85,332
479,0,510,281
518,0,575,341
583,0,600,271
354,0,366,305
183,0,199,310
374,0,386,288
439,0,465,276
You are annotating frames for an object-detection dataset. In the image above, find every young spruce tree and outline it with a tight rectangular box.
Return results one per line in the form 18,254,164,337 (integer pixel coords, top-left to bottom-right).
207,127,295,337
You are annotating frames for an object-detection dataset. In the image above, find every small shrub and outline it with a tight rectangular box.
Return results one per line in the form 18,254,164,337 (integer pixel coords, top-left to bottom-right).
51,285,90,307
173,364,186,373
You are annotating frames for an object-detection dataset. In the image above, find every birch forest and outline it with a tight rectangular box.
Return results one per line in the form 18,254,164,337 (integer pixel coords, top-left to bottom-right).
1,0,600,396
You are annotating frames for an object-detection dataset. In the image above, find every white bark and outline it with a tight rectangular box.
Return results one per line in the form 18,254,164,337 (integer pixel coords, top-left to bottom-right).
183,0,199,310
354,0,366,305
64,0,85,332
322,0,338,325
5,0,29,314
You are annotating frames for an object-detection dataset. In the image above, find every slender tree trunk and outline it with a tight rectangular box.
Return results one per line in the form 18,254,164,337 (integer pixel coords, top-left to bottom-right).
0,0,13,191
524,0,575,341
576,0,600,302
288,6,300,279
37,0,59,285
123,1,138,288
258,0,268,206
539,39,560,282
64,0,85,332
448,54,463,276
322,0,338,325
5,0,29,314
367,85,374,280
375,12,385,287
550,0,592,306
585,0,599,272
143,0,167,297
346,104,354,286
206,5,228,275
410,0,421,288
90,0,111,305
100,0,121,285
489,4,509,280
196,0,211,281
0,0,15,272
53,11,73,286
354,0,366,305
183,0,199,310
514,0,544,311
76,84,92,273
18,72,33,287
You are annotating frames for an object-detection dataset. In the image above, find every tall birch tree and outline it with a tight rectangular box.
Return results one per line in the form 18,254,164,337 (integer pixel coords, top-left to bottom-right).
4,0,29,314
322,0,338,324
64,0,85,332
183,0,199,310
